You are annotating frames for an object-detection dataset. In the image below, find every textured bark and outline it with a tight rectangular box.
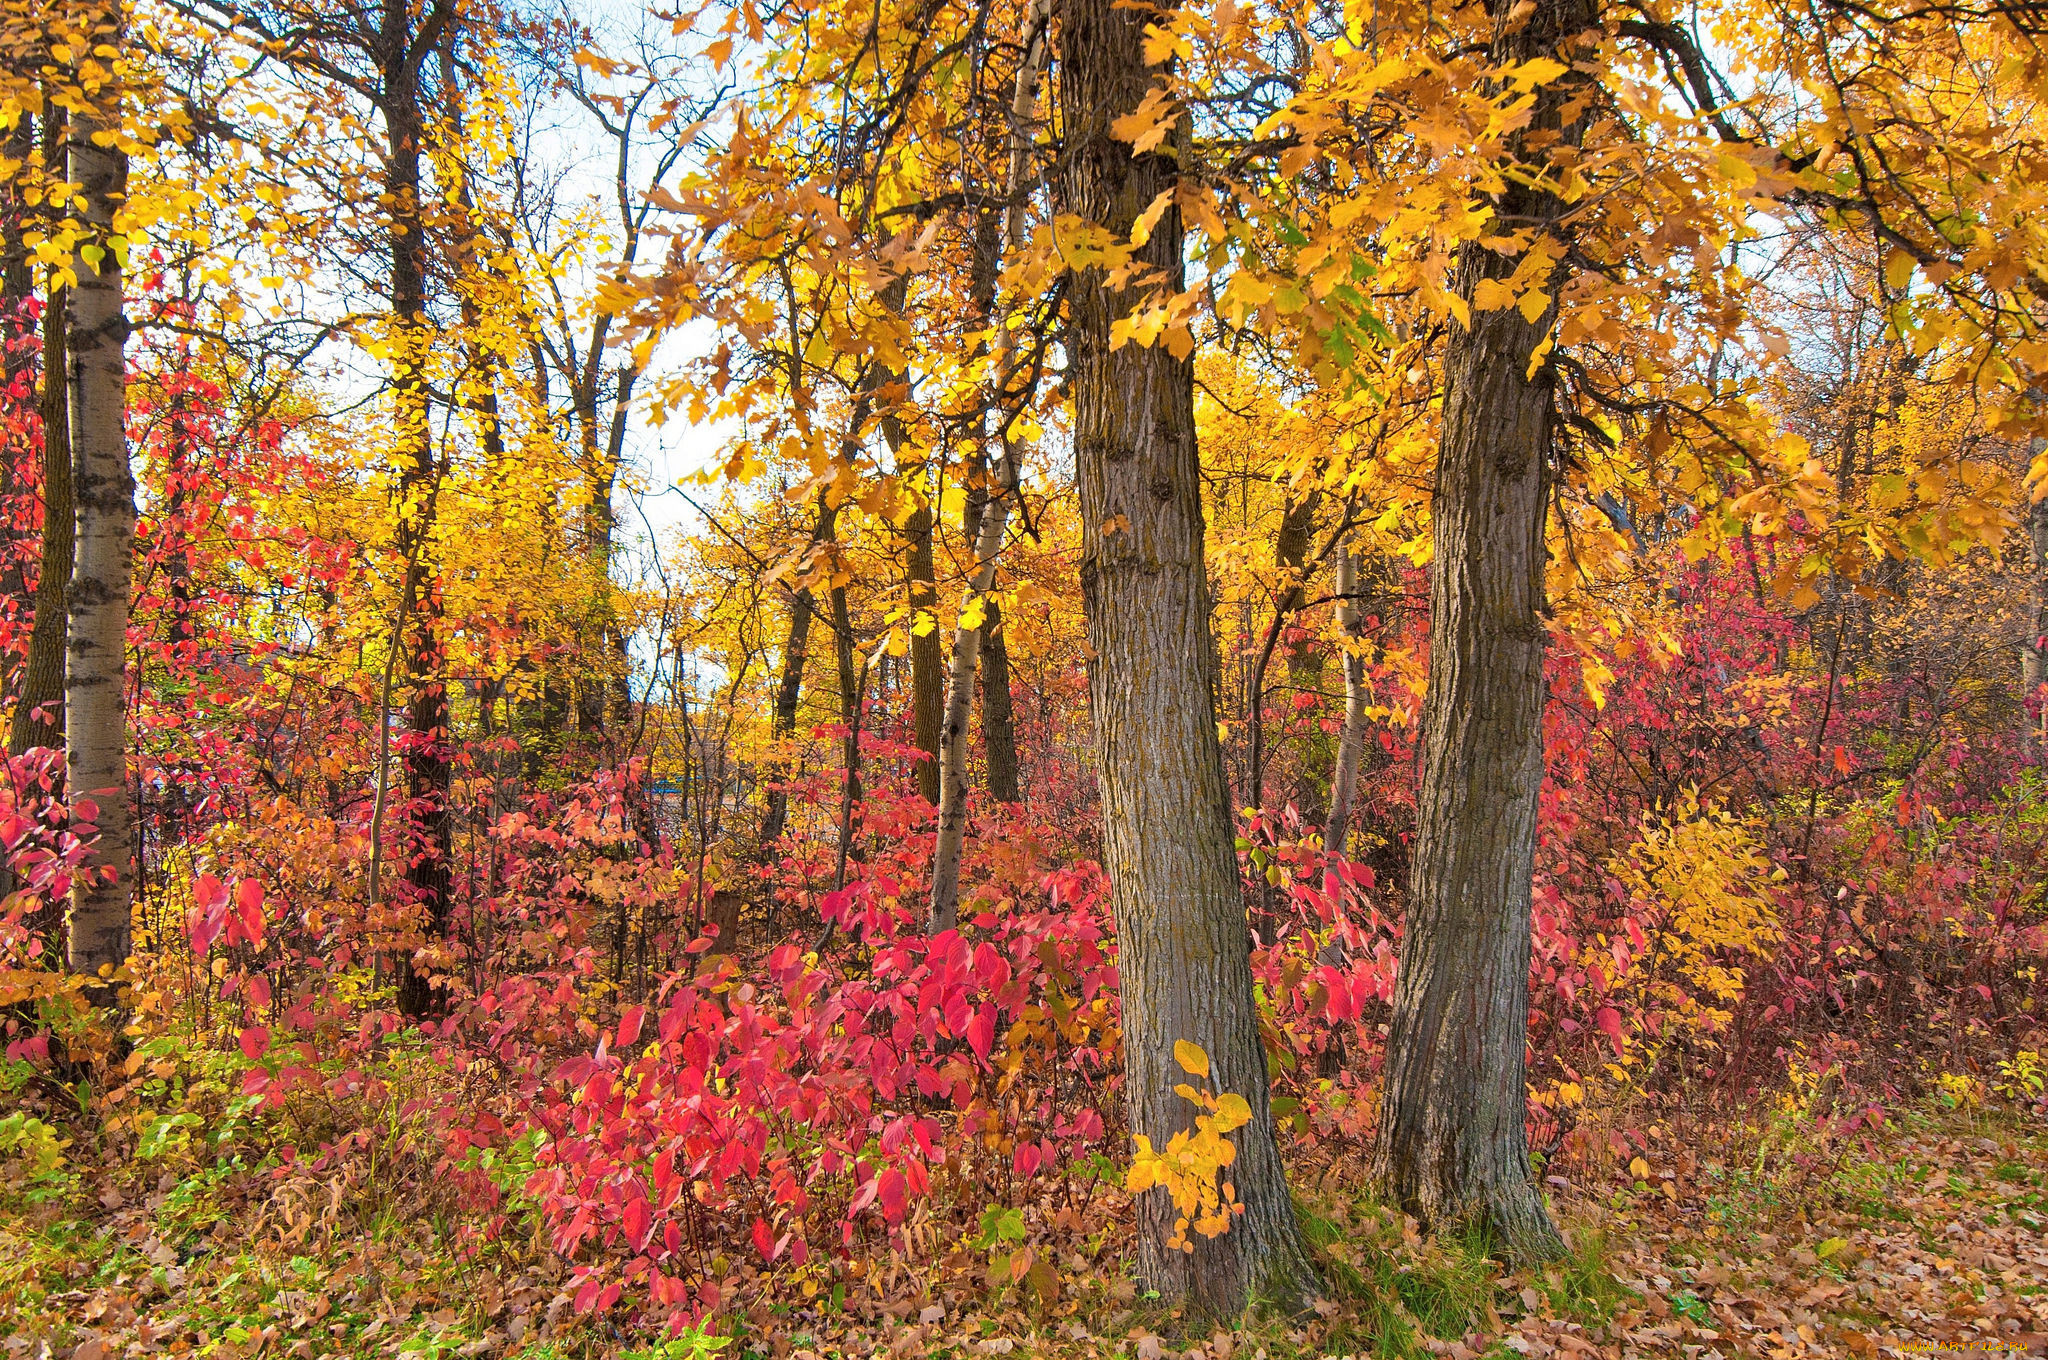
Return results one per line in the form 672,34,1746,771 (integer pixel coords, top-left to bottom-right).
927,0,1050,930
383,9,454,1018
2025,480,2047,758
1058,0,1321,1315
1323,548,1369,854
758,587,815,847
10,272,68,757
906,497,943,804
63,64,136,983
0,107,33,622
980,600,1020,802
1370,0,1587,1265
0,109,28,328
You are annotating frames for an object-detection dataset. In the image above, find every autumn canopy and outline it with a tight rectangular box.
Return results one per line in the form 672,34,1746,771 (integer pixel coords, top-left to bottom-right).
1,0,2047,1351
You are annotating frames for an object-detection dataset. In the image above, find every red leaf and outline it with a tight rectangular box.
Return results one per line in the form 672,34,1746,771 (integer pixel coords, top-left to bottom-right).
752,1215,776,1261
233,878,266,945
615,1004,646,1050
966,1006,995,1061
239,1025,270,1061
622,1195,652,1251
877,1168,907,1223
193,873,227,912
1595,1006,1626,1057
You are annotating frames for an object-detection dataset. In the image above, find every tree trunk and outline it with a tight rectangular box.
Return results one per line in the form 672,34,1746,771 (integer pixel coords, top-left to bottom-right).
163,375,197,660
1057,0,1321,1315
760,494,837,850
385,47,451,1018
927,0,1049,930
1370,0,1587,1265
2025,477,2047,758
1,107,33,621
1246,491,1319,818
518,670,569,783
980,600,1020,802
758,586,815,848
1323,548,1369,855
906,496,943,804
828,511,863,868
63,58,135,985
10,268,68,757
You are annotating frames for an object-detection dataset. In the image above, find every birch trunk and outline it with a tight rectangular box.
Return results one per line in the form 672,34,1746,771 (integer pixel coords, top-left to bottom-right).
1370,0,1588,1264
1057,0,1321,1314
64,61,136,984
926,0,1050,931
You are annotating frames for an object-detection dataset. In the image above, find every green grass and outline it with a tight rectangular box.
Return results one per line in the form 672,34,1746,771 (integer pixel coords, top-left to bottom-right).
1281,1192,1626,1360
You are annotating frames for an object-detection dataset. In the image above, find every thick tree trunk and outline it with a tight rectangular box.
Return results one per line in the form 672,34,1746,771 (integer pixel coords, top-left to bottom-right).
2025,480,2047,757
11,272,68,756
927,0,1049,929
1370,0,1586,1265
64,68,135,984
1323,548,1369,854
1057,0,1321,1315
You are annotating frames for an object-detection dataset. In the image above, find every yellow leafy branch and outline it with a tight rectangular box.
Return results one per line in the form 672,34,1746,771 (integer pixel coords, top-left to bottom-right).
1125,1040,1251,1253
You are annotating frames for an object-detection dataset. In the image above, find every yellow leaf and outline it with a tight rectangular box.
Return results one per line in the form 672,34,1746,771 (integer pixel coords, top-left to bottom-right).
1517,288,1551,324
1885,249,1915,291
1629,1156,1650,1180
1109,88,1181,156
1174,1039,1209,1078
1508,57,1568,89
1212,1093,1251,1131
1472,278,1516,312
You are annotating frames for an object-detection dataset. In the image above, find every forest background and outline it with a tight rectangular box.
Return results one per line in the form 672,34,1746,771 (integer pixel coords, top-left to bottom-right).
2,0,2048,1354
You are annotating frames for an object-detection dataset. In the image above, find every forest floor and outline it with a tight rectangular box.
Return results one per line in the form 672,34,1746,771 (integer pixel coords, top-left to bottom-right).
3,1057,2044,1360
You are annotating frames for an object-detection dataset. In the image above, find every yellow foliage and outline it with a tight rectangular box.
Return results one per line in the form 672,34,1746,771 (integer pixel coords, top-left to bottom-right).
1605,793,1781,1037
1125,1042,1251,1252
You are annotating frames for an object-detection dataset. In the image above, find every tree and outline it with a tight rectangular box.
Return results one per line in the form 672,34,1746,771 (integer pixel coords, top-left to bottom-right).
2028,477,2047,757
1056,0,1321,1314
1368,0,1591,1264
9,109,67,759
1322,545,1368,855
62,0,137,986
928,0,1049,933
